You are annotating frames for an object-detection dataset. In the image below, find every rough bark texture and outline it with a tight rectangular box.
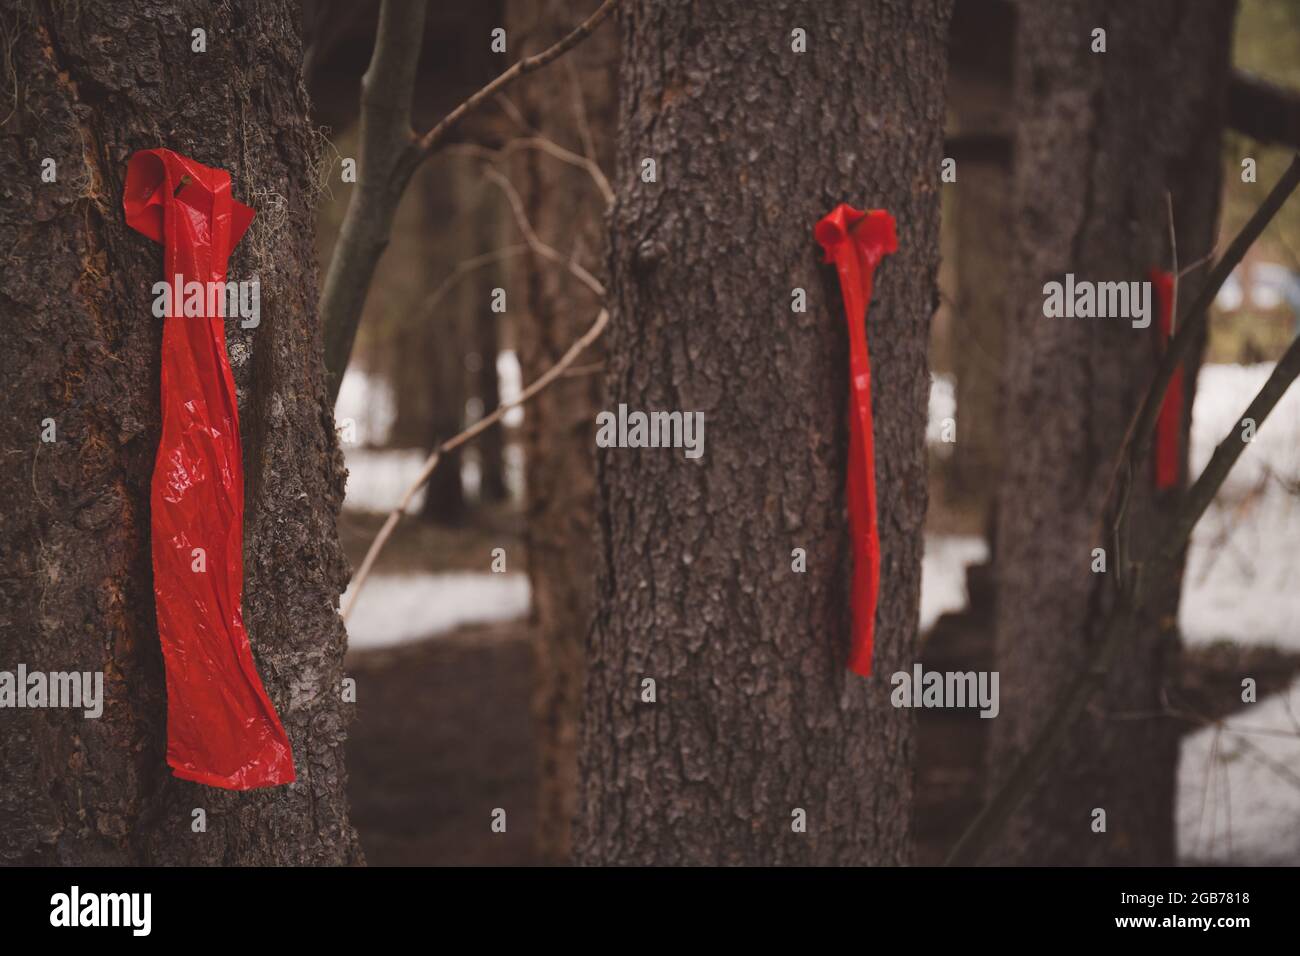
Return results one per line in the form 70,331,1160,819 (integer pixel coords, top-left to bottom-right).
574,0,952,865
0,0,360,864
988,0,1234,866
507,0,616,865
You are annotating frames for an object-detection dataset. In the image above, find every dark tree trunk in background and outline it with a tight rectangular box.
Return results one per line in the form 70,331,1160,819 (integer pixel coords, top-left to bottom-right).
507,0,616,865
575,0,953,865
419,163,468,524
988,0,1234,866
0,1,360,863
472,175,509,504
475,308,509,503
947,0,1015,520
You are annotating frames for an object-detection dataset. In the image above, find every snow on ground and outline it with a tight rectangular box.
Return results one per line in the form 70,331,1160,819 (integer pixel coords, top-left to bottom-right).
334,368,397,448
924,367,1300,651
336,353,525,514
336,365,1300,862
336,367,1300,653
342,572,531,651
926,367,1300,864
920,534,987,633
1182,364,1300,649
1178,680,1300,865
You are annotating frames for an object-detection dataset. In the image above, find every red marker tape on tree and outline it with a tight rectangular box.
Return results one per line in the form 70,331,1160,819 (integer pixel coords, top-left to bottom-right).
124,149,294,789
815,204,897,677
1149,267,1183,492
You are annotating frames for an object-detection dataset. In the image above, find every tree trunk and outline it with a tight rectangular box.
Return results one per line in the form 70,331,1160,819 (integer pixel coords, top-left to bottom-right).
0,0,360,864
574,0,953,865
419,162,468,524
507,0,617,865
988,0,1234,866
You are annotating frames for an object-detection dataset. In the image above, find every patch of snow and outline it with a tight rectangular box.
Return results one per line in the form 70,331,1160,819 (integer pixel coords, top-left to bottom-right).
342,572,531,651
1189,363,1300,493
342,447,430,514
920,534,988,633
1178,679,1300,865
926,374,955,457
334,368,397,448
1180,363,1300,651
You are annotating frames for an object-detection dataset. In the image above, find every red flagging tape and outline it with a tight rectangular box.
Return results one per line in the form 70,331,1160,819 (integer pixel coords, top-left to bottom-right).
124,149,294,789
815,204,898,677
1149,267,1183,492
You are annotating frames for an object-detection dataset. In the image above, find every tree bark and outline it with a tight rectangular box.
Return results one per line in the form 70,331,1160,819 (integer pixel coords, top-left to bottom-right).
507,0,617,865
988,0,1234,866
0,0,360,864
574,0,952,865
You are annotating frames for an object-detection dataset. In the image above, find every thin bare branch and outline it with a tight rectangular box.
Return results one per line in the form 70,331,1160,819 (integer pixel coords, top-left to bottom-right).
947,330,1300,866
565,54,600,164
320,0,619,402
1130,155,1300,472
413,0,619,162
453,136,615,208
415,242,529,321
342,307,610,621
1099,154,1300,523
483,166,606,298
946,162,1300,866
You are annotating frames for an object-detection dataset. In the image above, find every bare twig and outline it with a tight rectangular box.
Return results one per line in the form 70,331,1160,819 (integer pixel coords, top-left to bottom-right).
411,0,618,163
483,166,606,298
342,307,610,620
1129,155,1300,476
320,0,620,402
453,137,615,208
946,332,1300,865
415,242,529,321
1099,155,1300,524
946,164,1300,865
565,54,599,165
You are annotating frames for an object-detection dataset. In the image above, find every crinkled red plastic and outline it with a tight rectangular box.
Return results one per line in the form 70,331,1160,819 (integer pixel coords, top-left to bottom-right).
1149,267,1183,492
124,149,294,789
815,204,898,677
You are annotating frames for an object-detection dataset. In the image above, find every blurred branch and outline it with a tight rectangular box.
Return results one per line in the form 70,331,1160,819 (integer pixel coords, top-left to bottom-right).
453,137,615,208
414,242,529,322
1228,70,1300,150
1102,154,1300,517
319,0,620,403
341,307,609,621
946,158,1300,866
343,156,611,620
483,166,606,298
410,0,618,164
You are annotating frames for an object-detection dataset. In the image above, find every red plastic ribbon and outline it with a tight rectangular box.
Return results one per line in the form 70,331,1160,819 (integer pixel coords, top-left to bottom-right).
1150,267,1183,492
815,204,898,677
124,149,294,789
